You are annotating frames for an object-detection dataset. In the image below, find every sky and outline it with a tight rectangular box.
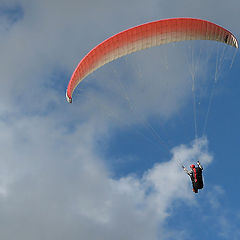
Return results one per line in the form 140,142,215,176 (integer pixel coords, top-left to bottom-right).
0,0,240,239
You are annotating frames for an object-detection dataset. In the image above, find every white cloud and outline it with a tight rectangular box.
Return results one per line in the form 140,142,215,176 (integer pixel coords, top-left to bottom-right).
0,106,212,239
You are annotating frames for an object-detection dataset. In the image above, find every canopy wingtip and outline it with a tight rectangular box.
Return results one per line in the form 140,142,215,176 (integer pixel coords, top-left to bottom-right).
66,90,72,103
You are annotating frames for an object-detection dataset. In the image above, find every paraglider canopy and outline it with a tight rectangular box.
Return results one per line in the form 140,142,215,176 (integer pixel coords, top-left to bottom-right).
66,18,238,103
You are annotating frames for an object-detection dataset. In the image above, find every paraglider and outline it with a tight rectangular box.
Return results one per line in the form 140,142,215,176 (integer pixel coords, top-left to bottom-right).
66,18,238,194
183,161,203,193
66,17,238,103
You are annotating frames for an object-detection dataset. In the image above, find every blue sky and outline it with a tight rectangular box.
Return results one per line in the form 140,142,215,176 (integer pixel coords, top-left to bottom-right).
0,1,240,240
